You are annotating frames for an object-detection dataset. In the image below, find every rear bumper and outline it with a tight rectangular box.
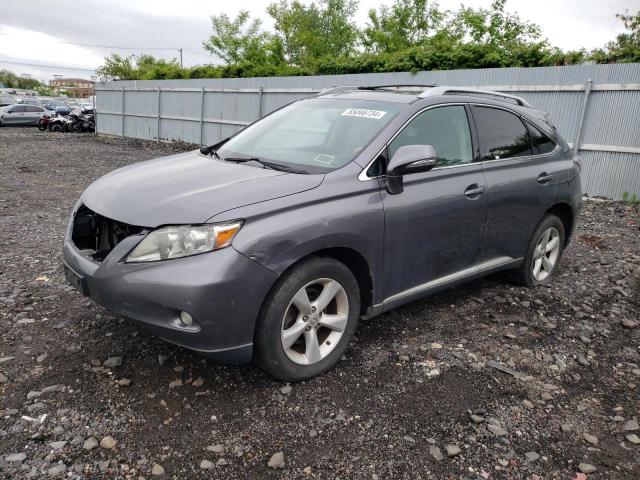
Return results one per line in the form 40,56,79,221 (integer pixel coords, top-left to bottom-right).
62,233,277,364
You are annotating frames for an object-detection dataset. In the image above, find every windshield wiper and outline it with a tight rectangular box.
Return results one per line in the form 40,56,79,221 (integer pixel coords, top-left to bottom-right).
200,137,230,158
223,157,307,174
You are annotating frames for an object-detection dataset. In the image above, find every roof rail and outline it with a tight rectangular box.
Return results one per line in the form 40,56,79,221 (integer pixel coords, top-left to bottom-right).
419,86,532,108
316,86,358,96
317,84,437,96
359,84,436,90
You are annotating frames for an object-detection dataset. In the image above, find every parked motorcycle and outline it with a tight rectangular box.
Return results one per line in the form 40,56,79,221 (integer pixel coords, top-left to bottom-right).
38,113,52,131
48,112,70,132
68,107,95,133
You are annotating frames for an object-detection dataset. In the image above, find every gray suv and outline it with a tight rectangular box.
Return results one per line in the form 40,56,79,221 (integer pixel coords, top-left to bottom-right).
63,85,582,381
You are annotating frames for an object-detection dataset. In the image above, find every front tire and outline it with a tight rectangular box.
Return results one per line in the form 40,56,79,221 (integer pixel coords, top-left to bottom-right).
510,214,565,286
254,257,360,382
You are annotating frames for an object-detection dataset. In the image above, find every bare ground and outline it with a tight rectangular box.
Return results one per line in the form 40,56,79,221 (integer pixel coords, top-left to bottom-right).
1,127,639,479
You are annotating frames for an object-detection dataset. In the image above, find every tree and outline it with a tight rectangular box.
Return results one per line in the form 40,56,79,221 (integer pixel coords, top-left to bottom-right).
362,0,444,53
203,11,278,65
96,54,137,80
450,0,551,67
0,69,43,90
96,3,638,80
97,54,184,80
592,10,640,63
267,0,359,66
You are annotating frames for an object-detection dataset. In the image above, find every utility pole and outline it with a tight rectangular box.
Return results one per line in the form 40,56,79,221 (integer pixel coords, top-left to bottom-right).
178,48,183,69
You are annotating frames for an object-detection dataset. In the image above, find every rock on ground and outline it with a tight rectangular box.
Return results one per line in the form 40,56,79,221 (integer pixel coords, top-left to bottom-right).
268,451,285,469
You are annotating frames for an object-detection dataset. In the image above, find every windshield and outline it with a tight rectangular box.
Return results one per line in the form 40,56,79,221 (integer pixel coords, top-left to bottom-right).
217,98,402,174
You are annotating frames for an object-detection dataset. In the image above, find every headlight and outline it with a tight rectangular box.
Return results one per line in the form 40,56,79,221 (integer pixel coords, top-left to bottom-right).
125,221,243,263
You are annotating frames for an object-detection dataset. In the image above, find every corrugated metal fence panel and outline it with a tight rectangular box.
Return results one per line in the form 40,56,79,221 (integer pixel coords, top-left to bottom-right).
581,150,640,199
96,63,640,199
581,90,640,148
104,63,640,90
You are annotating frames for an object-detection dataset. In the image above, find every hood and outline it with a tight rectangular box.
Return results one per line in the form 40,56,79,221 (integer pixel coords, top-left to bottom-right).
82,150,323,227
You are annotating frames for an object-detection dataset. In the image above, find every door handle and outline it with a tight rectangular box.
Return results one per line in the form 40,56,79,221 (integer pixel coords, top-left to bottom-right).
464,184,486,197
537,172,553,184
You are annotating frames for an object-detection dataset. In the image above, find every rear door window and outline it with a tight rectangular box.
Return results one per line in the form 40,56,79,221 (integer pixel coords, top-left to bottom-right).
472,106,532,161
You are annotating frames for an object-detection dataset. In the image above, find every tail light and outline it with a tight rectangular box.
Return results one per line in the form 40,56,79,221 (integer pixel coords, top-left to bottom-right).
572,154,582,171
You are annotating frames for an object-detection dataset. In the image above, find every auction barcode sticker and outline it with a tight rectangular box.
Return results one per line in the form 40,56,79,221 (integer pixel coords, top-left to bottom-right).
342,108,387,120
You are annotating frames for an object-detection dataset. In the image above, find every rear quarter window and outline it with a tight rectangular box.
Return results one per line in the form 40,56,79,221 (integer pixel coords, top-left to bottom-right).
527,123,557,154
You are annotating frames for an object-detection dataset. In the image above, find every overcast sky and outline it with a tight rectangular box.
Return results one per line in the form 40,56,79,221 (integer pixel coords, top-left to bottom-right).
1,0,637,82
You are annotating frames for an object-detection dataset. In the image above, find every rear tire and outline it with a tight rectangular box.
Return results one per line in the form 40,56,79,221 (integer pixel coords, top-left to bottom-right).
254,257,360,382
510,214,565,287
51,124,63,132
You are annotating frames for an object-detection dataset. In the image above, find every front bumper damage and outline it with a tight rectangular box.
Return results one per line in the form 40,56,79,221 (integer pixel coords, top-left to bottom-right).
62,204,276,364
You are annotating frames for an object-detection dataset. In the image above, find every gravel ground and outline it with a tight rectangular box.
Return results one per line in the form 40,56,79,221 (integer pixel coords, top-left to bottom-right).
1,127,639,479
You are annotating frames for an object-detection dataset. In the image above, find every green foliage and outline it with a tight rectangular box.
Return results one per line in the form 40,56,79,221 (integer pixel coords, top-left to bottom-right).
598,10,640,63
202,10,282,66
267,0,359,65
362,0,444,53
96,2,640,80
622,191,639,203
97,54,185,80
34,85,56,96
0,69,44,89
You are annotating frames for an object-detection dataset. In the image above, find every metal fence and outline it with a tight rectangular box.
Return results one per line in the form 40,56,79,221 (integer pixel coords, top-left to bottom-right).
96,63,640,199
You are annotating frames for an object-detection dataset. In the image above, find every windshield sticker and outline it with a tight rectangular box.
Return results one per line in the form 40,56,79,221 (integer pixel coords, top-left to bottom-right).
342,108,387,120
314,154,335,164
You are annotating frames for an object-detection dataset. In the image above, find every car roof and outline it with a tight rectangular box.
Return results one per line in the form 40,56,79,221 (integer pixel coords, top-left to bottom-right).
317,85,532,107
318,89,419,104
316,85,555,133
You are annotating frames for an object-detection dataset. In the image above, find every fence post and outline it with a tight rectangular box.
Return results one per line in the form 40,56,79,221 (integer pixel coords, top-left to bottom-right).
92,83,97,136
200,86,205,146
121,86,125,139
573,78,593,155
258,85,264,118
156,87,161,143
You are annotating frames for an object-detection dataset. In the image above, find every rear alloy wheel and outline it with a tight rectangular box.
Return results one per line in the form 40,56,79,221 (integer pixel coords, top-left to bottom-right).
254,257,360,381
532,227,561,282
51,124,63,132
510,214,565,286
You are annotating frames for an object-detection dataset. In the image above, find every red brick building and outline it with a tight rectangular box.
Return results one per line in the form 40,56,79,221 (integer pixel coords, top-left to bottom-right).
49,78,94,98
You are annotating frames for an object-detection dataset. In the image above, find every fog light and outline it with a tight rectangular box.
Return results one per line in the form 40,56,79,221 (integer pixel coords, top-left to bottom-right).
179,311,193,327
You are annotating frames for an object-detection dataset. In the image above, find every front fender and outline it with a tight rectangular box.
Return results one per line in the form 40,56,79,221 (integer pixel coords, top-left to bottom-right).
214,166,386,305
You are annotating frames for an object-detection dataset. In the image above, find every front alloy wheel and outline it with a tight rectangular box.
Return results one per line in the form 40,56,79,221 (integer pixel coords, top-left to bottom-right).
281,278,349,365
254,257,360,382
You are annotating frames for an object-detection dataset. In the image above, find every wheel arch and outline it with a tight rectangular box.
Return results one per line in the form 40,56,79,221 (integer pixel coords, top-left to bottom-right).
546,203,575,246
261,246,375,317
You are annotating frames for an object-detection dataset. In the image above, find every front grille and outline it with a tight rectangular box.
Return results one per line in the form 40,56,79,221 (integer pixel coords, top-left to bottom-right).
71,204,143,261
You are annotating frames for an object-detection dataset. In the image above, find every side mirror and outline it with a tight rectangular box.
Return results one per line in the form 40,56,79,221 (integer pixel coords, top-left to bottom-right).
386,145,438,194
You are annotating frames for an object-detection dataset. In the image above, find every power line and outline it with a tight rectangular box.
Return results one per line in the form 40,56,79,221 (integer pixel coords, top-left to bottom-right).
0,32,212,59
59,42,212,59
58,41,182,50
0,59,97,72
